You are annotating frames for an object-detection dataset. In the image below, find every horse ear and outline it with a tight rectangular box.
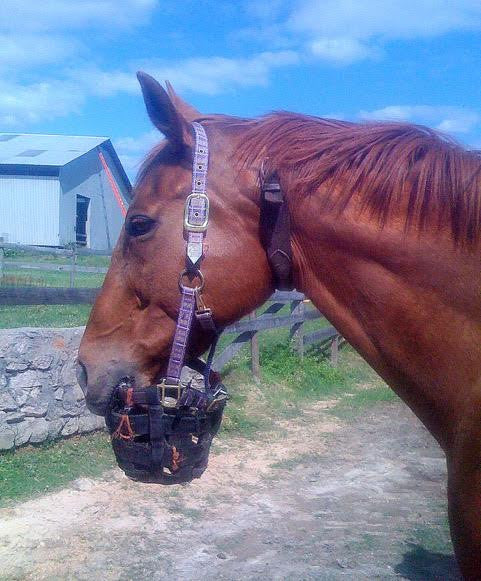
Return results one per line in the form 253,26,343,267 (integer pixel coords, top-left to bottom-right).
137,71,192,149
165,81,202,122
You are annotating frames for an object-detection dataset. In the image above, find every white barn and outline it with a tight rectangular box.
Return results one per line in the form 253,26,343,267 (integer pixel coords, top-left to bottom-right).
0,133,131,250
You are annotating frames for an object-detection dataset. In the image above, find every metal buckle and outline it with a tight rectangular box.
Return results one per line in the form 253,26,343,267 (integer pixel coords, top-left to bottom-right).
156,379,183,408
184,193,209,232
206,386,229,412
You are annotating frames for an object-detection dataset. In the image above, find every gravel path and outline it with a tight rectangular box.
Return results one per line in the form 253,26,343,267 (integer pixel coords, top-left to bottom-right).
0,401,461,580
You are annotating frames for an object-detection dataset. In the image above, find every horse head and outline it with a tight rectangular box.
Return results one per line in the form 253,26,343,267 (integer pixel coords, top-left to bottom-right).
77,72,273,416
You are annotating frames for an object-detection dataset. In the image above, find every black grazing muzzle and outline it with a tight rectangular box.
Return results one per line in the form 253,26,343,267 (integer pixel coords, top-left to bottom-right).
106,368,228,484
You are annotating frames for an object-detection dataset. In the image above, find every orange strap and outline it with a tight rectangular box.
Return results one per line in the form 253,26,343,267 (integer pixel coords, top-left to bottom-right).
98,151,127,217
112,414,135,440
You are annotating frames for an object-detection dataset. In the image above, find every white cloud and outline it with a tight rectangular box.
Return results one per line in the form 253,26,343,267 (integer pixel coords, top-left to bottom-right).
309,37,377,64
288,0,481,39
114,130,160,178
0,50,300,127
0,0,157,32
0,80,84,127
3,0,481,128
0,0,159,125
143,51,300,95
70,51,300,98
0,34,79,70
241,0,481,64
114,130,160,154
0,1,159,73
359,105,480,134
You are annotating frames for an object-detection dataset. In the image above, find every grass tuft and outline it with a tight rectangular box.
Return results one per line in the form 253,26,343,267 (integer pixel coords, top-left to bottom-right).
329,385,399,418
0,305,92,328
221,390,266,437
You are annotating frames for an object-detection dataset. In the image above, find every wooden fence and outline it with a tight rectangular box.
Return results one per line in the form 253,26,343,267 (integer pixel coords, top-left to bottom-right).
0,243,343,378
0,243,110,288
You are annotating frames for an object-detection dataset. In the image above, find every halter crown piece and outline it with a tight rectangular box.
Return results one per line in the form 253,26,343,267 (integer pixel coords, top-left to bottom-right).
106,122,228,484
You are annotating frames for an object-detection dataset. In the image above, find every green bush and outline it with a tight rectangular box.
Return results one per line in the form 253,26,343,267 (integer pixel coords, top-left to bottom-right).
260,343,345,398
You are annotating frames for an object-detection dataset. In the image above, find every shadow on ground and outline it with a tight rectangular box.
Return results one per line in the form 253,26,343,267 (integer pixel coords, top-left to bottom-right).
395,544,462,580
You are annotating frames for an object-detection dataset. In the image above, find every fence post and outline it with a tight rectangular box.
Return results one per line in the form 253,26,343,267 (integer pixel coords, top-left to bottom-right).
69,247,77,288
249,311,261,382
289,299,305,359
330,334,339,366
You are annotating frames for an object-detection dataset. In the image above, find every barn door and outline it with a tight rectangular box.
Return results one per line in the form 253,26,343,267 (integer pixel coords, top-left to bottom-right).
76,195,90,246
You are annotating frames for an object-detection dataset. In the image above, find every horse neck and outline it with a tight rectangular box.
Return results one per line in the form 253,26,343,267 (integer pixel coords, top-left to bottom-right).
287,186,481,449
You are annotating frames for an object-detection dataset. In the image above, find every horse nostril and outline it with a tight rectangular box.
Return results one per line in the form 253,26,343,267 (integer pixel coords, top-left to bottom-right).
76,360,88,394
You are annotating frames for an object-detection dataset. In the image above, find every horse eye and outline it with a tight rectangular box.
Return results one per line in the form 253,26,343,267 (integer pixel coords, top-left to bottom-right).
126,215,156,237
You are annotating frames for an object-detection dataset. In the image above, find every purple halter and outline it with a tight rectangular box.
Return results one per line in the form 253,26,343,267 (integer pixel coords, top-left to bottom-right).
164,122,214,385
107,122,228,484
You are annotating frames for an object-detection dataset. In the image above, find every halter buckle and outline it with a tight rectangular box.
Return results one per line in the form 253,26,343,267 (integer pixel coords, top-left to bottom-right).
184,193,209,232
156,379,183,408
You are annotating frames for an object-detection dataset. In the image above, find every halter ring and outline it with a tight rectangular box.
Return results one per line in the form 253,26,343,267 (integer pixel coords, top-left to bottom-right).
179,269,205,292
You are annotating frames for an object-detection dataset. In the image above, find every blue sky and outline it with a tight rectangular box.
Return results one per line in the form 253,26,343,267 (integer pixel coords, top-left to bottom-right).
2,0,481,180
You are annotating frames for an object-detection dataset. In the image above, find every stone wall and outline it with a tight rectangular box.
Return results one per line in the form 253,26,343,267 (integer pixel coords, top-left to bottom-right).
0,327,104,450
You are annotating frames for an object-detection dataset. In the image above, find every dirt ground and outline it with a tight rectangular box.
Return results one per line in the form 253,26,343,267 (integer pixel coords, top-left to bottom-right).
0,400,461,580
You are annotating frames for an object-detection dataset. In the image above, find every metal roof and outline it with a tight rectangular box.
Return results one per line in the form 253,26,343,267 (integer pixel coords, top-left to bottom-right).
0,133,109,166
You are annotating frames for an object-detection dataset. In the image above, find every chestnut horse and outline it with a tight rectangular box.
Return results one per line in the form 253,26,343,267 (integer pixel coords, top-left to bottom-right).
78,72,481,579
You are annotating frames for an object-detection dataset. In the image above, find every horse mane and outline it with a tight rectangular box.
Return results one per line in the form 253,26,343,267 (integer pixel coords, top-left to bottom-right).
227,112,481,244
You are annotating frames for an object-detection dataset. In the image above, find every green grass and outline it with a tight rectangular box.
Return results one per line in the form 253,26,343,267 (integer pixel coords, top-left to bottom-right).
0,432,115,507
1,268,105,288
0,305,92,328
219,335,394,437
3,249,111,268
167,503,203,520
407,516,453,555
0,248,103,328
329,385,399,418
270,452,324,470
221,389,267,437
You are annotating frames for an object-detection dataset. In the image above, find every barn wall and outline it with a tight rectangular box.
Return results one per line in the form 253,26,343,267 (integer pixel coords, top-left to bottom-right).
0,175,60,245
59,148,126,250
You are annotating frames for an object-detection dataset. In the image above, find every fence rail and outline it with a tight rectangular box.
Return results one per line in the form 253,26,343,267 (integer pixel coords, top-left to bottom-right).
0,287,99,306
2,262,108,274
0,286,342,376
0,242,112,257
0,242,111,288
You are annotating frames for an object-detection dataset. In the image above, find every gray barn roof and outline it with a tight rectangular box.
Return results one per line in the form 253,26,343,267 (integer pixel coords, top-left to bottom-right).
0,132,131,198
0,133,109,166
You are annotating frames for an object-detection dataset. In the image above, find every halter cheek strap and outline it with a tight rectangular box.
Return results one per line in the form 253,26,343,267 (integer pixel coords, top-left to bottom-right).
164,122,218,387
260,165,294,291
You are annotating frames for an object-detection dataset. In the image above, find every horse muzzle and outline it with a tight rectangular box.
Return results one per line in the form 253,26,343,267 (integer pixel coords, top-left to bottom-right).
105,370,228,484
